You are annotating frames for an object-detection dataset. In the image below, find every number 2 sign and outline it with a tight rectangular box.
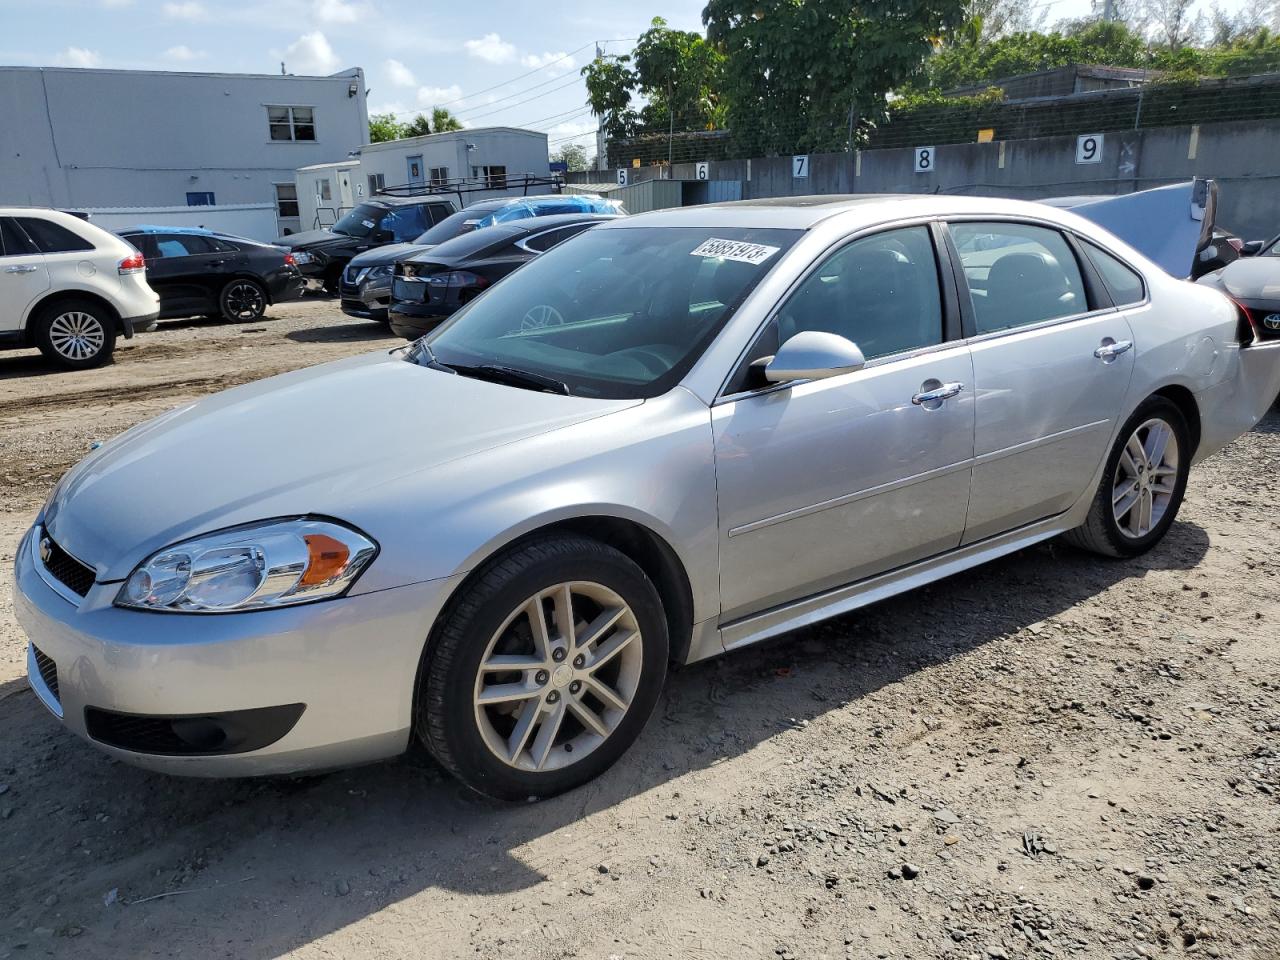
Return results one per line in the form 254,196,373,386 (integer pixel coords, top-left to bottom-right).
1076,133,1103,164
914,146,935,173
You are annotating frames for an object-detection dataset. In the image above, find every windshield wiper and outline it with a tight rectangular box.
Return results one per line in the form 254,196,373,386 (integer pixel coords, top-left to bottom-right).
451,363,570,395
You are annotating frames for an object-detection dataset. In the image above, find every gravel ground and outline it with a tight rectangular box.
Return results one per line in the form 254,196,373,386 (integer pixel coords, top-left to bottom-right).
0,298,1276,960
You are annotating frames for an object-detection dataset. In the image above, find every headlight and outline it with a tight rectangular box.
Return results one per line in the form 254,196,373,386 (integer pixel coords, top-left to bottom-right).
292,251,314,265
116,518,376,613
367,264,393,281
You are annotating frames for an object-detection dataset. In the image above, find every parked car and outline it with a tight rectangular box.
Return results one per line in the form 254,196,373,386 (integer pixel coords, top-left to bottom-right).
387,212,622,339
16,196,1280,801
276,196,458,294
1193,226,1245,279
340,195,625,323
1198,232,1280,341
117,226,306,324
0,208,159,370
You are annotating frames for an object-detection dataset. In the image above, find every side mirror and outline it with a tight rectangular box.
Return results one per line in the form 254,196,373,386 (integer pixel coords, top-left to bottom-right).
764,330,866,383
1241,240,1263,257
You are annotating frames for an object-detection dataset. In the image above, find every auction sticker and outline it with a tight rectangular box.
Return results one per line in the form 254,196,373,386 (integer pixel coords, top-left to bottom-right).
690,238,780,265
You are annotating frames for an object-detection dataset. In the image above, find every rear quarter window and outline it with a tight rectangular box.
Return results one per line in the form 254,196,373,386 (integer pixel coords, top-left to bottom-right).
17,217,95,254
1082,241,1146,306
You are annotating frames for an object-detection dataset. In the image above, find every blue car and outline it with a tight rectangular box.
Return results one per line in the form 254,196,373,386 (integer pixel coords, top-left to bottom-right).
339,194,625,323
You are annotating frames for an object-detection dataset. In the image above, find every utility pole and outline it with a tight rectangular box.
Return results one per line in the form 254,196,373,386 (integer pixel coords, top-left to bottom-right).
1101,0,1115,21
667,73,674,171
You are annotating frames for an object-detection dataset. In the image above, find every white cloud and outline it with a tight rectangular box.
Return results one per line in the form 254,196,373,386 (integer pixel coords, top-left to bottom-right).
281,31,341,75
549,119,596,141
521,51,575,73
163,44,206,62
313,0,364,23
55,46,101,68
464,33,516,64
385,58,415,87
416,84,462,106
162,1,208,20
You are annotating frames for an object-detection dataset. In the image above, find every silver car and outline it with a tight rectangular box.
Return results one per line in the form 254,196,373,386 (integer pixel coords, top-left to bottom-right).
14,196,1280,800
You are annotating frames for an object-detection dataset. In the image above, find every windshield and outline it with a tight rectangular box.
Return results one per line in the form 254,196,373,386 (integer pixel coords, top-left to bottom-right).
415,226,800,399
331,203,386,239
412,206,498,245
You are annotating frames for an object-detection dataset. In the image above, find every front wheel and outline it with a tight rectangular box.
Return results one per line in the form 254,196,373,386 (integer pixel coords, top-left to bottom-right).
1063,396,1191,558
416,536,668,801
34,300,117,370
219,279,267,322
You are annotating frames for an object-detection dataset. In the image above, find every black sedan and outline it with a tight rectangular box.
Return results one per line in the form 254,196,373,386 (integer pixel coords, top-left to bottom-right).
118,226,306,323
388,213,620,340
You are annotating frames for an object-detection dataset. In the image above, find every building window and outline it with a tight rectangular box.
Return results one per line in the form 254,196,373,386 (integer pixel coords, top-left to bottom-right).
275,183,299,218
429,166,449,185
367,173,385,194
186,191,216,206
317,178,332,202
268,105,316,142
471,165,507,188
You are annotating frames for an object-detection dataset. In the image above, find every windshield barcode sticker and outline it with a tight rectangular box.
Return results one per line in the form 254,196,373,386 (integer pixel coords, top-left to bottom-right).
690,238,780,265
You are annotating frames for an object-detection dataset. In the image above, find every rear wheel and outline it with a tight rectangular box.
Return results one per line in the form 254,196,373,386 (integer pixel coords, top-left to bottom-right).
219,279,267,322
34,300,116,370
1064,396,1190,558
416,536,668,801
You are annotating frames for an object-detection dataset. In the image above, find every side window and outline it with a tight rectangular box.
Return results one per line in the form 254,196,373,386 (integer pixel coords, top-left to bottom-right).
950,222,1086,334
208,237,239,254
0,218,38,257
1082,241,1145,306
523,226,581,253
383,206,427,242
153,234,210,258
16,217,95,254
776,225,944,362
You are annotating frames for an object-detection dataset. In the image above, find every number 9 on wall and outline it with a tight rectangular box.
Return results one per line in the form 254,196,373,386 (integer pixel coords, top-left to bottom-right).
1075,133,1103,164
914,146,935,174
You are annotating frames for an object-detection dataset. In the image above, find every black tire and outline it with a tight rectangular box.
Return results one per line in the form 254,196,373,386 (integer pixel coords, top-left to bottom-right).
1063,396,1191,558
416,535,668,801
322,268,342,297
219,279,267,323
33,299,117,370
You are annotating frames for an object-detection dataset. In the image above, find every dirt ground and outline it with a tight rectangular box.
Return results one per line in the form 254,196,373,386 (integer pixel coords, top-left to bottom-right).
0,298,1276,960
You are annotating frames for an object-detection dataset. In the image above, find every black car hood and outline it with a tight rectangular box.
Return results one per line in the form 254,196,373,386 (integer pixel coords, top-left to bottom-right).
277,229,355,251
349,242,437,268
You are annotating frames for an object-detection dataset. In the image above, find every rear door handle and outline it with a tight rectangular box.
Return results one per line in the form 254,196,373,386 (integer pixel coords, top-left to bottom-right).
912,381,964,405
1094,339,1133,360
5,265,38,274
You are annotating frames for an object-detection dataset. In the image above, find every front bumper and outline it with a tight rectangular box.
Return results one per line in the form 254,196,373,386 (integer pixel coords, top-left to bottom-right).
13,524,462,777
388,301,457,340
339,281,390,321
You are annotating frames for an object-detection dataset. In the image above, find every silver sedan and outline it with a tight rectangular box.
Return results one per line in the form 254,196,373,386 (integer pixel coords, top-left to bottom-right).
14,196,1280,800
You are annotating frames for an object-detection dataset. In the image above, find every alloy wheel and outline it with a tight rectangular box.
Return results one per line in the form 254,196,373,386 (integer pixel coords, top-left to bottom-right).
472,581,643,772
225,282,265,321
1112,417,1180,539
47,311,105,362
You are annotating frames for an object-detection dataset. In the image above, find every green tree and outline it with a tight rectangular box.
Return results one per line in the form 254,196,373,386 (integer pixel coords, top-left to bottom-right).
402,113,433,137
703,0,970,154
631,16,726,131
431,106,464,132
368,112,405,143
582,53,639,139
552,143,589,171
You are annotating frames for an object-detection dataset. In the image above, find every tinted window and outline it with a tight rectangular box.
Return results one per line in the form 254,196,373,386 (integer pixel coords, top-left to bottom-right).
522,224,590,253
1083,241,1145,306
17,217,95,254
331,203,385,239
0,218,38,257
412,204,506,245
153,234,215,258
382,205,428,242
951,222,1086,334
776,226,943,361
422,226,800,399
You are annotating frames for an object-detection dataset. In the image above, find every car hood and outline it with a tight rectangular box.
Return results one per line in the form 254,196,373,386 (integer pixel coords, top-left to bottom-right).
349,242,434,268
277,229,354,251
43,351,639,585
1202,256,1280,304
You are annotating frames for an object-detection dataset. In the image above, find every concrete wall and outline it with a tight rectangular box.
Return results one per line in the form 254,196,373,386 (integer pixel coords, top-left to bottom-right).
0,66,368,215
83,203,279,241
576,119,1280,241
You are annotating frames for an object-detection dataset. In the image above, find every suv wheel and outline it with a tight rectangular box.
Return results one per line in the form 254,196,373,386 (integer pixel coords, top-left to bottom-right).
34,300,117,370
220,279,267,322
417,535,668,801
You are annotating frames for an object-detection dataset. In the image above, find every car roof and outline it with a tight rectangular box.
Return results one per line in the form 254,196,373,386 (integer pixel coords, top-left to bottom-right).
119,224,217,235
503,212,622,234
364,195,455,208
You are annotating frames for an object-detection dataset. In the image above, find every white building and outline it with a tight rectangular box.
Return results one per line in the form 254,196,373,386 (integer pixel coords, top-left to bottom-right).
0,65,369,239
293,127,553,232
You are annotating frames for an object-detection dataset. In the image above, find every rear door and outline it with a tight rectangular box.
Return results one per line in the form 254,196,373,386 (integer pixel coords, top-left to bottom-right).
142,234,225,316
947,219,1135,543
0,218,50,335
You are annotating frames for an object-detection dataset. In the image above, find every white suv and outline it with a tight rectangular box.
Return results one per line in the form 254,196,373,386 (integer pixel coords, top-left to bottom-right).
1,208,160,369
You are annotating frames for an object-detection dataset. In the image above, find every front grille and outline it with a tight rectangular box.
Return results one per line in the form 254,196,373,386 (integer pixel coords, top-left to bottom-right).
86,710,190,754
84,704,306,756
32,644,59,702
39,533,95,598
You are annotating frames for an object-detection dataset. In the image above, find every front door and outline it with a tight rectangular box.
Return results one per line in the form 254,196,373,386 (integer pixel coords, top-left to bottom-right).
407,155,424,186
0,218,50,335
141,233,229,318
947,220,1136,543
713,225,975,621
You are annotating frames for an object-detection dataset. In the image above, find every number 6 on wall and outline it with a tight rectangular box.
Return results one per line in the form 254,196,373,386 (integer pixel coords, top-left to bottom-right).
1076,134,1103,164
914,146,935,174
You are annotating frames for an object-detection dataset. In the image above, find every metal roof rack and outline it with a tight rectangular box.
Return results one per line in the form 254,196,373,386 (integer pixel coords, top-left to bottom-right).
375,173,565,208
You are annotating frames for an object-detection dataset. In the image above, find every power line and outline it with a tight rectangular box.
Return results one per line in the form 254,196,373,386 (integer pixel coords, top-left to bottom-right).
435,37,638,110
525,104,595,130
457,74,587,124
454,67,586,116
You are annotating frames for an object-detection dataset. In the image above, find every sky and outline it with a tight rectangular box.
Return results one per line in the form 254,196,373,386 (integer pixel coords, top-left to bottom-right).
0,0,1257,153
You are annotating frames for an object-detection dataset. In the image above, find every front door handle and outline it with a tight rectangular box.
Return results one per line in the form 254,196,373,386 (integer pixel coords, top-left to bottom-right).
1094,339,1133,361
5,265,38,274
912,381,964,406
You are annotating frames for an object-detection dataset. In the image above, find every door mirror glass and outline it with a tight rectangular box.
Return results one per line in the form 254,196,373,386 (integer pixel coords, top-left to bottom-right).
765,330,866,383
